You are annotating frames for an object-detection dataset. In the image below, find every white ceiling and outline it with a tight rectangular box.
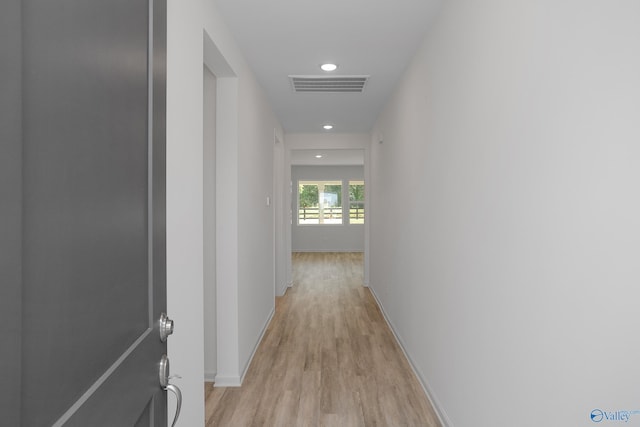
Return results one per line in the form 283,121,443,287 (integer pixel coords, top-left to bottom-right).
291,149,364,166
214,0,443,133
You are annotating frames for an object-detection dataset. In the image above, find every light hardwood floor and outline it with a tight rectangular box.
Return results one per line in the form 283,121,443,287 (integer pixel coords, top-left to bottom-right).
205,252,441,426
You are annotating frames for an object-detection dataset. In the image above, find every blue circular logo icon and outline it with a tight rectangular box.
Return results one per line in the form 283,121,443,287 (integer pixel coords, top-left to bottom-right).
591,409,604,423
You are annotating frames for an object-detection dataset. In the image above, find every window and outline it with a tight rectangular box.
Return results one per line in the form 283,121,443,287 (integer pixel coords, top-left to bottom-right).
298,181,342,224
349,181,365,224
296,179,364,225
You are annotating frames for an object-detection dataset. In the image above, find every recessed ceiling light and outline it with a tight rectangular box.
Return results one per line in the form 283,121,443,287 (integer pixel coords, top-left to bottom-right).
315,154,323,159
320,63,338,72
323,124,333,130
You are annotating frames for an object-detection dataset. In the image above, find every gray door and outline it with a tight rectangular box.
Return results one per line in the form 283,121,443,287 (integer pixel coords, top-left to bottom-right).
0,0,171,425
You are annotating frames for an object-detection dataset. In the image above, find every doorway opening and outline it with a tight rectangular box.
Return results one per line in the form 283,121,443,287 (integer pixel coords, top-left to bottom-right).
288,149,367,283
201,29,240,388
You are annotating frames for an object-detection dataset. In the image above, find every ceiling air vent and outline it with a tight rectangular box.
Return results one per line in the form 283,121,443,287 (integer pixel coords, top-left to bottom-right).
289,75,369,93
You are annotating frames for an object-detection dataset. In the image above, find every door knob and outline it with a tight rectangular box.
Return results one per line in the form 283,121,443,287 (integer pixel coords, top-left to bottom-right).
159,354,182,427
159,313,174,342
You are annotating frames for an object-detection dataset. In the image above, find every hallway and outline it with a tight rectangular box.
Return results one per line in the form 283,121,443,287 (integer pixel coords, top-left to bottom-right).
205,252,440,426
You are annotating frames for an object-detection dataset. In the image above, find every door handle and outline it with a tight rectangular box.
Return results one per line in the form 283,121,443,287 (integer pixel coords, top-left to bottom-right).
159,313,174,342
159,354,182,427
165,384,182,427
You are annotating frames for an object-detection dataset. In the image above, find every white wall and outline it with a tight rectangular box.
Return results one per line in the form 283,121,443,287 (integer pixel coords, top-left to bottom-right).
166,0,205,423
167,1,282,424
287,133,370,151
273,135,287,296
292,165,365,252
370,2,640,427
236,61,280,379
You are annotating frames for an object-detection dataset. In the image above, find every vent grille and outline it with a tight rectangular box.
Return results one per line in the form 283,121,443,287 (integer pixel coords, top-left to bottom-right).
289,75,369,93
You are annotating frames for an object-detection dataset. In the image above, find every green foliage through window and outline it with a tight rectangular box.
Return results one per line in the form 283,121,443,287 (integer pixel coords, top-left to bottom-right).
298,181,342,224
299,184,318,208
297,180,364,225
349,181,365,224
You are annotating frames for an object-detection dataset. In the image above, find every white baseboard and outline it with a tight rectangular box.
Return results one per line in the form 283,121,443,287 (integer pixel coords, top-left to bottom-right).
204,371,217,383
212,307,275,388
240,306,275,384
276,281,289,296
368,286,453,427
212,375,241,387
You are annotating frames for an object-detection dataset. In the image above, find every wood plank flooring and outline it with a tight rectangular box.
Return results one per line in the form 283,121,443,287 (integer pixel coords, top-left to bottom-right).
205,252,441,426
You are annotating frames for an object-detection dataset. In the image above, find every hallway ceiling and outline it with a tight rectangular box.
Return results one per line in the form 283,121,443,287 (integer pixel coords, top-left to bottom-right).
214,0,443,133
291,149,364,166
